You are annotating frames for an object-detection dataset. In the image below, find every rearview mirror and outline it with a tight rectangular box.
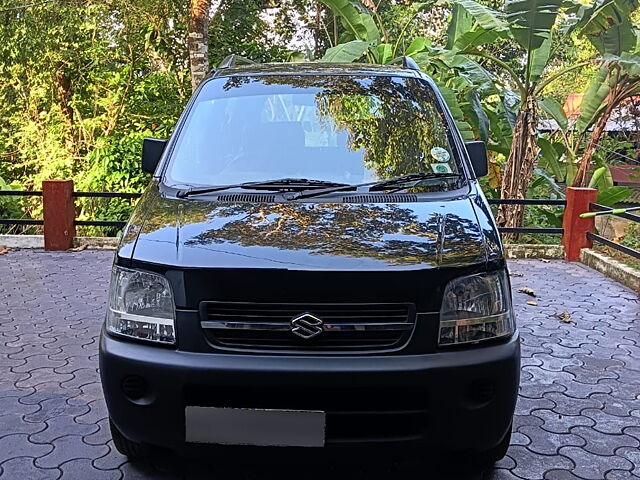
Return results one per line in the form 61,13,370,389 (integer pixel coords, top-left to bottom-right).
142,138,168,174
465,141,488,178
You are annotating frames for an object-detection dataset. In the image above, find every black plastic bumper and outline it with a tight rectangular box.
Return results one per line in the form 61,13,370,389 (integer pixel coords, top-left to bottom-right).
99,329,520,455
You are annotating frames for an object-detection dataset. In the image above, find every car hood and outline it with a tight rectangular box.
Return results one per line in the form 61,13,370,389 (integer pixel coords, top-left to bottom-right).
118,186,496,271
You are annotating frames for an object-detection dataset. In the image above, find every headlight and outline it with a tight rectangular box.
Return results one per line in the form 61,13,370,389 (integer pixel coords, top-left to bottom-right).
439,270,514,346
106,266,176,344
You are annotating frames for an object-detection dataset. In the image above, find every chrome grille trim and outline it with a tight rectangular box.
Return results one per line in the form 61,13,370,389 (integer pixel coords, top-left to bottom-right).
199,301,417,354
201,321,413,332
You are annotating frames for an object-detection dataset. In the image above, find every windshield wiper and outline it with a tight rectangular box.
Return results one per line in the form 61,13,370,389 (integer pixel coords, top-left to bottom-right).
368,172,461,191
176,178,349,198
290,172,462,200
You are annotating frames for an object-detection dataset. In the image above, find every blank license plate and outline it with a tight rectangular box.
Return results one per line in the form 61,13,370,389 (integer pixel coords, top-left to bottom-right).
185,406,325,447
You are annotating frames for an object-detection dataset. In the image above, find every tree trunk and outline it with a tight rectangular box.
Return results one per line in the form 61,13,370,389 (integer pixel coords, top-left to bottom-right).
55,69,73,125
573,95,615,187
496,95,538,232
188,0,212,93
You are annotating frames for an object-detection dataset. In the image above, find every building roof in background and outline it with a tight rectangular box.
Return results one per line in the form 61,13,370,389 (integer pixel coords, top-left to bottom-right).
619,187,640,206
611,165,640,185
539,94,640,132
611,165,640,206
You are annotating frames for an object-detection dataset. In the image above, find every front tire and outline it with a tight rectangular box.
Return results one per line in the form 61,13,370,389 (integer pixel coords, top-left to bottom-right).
109,418,151,460
487,422,512,464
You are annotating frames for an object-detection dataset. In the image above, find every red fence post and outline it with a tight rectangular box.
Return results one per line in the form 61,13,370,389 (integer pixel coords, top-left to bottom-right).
562,187,597,261
43,180,76,251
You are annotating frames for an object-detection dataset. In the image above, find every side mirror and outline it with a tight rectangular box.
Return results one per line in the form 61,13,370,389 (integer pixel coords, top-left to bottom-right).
142,138,168,174
465,141,488,178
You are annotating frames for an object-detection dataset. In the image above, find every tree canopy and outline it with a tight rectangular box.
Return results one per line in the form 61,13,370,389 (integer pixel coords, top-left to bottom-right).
0,0,638,235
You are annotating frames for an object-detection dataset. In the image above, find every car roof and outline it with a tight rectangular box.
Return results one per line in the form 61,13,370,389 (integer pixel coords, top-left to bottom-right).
209,62,423,79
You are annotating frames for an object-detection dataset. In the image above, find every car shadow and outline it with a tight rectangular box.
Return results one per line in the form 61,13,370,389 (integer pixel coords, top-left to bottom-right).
123,450,490,479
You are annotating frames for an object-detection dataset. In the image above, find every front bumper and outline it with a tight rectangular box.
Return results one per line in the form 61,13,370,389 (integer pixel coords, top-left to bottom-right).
99,330,520,455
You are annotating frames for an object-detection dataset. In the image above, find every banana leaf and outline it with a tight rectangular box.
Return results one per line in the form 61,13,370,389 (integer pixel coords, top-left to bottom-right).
320,0,380,45
455,0,509,33
445,53,499,97
375,43,394,64
446,4,474,50
529,35,552,83
576,0,639,55
538,97,568,131
453,27,504,51
321,40,369,62
597,186,631,205
576,66,611,133
505,0,562,51
463,90,490,142
537,137,565,181
405,37,429,57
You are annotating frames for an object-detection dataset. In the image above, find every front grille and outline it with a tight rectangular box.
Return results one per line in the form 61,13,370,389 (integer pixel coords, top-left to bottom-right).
199,302,416,354
185,386,428,445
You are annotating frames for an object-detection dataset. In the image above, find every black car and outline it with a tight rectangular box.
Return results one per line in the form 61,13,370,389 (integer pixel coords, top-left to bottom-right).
99,57,520,468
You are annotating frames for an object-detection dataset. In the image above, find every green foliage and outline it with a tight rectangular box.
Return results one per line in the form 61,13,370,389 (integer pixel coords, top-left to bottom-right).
320,0,380,45
538,98,568,130
0,176,22,219
622,222,639,250
0,0,318,230
588,166,632,205
0,0,638,236
321,40,369,62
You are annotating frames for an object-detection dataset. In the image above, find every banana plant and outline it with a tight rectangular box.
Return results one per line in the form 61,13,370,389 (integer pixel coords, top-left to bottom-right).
570,0,640,187
317,0,500,144
450,0,592,230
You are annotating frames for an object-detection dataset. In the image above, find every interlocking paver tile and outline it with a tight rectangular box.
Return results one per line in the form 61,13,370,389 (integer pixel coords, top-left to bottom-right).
519,381,566,400
534,353,583,372
598,379,640,401
508,445,574,479
29,415,98,444
92,442,128,471
59,459,121,480
544,470,585,480
0,413,46,437
514,395,556,416
518,425,585,455
35,434,109,468
571,426,639,456
488,469,521,479
1,253,639,479
590,393,640,417
83,417,112,446
0,457,61,480
0,433,53,463
616,448,640,477
544,391,604,416
532,406,597,434
605,471,639,479
582,408,638,435
558,446,633,479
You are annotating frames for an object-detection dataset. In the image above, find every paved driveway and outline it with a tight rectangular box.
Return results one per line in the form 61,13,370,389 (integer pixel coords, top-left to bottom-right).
0,250,638,479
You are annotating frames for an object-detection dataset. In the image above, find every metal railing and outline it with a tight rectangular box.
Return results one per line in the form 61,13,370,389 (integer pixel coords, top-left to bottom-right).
11,185,640,264
0,191,44,226
0,189,140,230
586,203,640,260
487,198,565,235
72,191,141,229
1,190,566,235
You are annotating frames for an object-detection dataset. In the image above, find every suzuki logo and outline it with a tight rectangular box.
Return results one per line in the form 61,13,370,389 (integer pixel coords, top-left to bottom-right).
290,313,324,339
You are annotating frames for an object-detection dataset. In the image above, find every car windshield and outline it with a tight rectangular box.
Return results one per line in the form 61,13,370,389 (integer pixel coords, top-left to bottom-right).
164,74,462,189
